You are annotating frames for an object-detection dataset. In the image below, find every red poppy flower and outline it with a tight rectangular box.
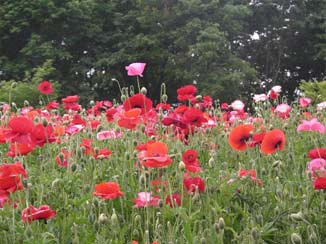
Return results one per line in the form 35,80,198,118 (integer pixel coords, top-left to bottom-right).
261,129,286,154
0,162,27,179
238,168,262,186
182,149,202,173
313,177,326,190
165,193,182,208
118,108,142,130
93,182,124,200
183,108,207,127
138,141,172,168
123,93,153,114
61,95,79,103
106,108,118,122
22,205,56,223
155,103,171,111
177,85,197,101
162,112,187,129
55,148,70,167
38,81,54,95
0,175,24,193
4,116,35,144
93,148,112,160
150,179,168,192
308,148,326,160
228,124,254,151
0,190,17,209
46,101,59,110
183,176,205,194
31,124,55,147
6,143,35,157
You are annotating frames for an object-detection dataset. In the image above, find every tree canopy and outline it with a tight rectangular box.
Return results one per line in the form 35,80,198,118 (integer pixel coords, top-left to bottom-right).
0,0,324,105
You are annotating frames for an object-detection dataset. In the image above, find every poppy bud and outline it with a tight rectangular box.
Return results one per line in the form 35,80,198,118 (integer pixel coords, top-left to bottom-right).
98,213,109,224
321,200,326,210
39,100,43,106
289,211,303,221
272,160,282,168
251,228,259,240
218,217,225,229
42,119,48,127
140,87,147,95
139,174,147,185
125,152,130,160
24,100,30,106
214,222,220,233
291,233,302,244
88,213,96,223
178,161,185,171
11,102,16,107
90,100,95,106
120,95,127,102
110,210,118,225
161,94,168,103
134,214,141,224
70,163,77,172
52,178,62,189
200,237,206,244
208,157,214,167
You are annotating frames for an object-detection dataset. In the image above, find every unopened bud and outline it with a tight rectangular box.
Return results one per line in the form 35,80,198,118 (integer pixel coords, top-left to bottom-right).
272,160,282,168
120,95,127,102
251,228,259,240
321,200,326,210
110,211,118,225
179,161,185,171
290,211,303,221
291,233,302,244
200,237,206,244
11,82,17,88
24,100,29,106
70,163,77,172
98,213,109,224
140,87,147,95
89,100,95,106
208,157,214,167
218,217,225,229
161,94,168,103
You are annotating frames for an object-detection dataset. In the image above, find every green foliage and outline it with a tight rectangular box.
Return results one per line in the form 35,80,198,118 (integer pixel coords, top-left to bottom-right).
0,60,61,106
299,80,326,103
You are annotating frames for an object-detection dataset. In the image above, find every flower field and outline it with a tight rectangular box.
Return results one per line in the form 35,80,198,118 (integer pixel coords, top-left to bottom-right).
0,64,325,244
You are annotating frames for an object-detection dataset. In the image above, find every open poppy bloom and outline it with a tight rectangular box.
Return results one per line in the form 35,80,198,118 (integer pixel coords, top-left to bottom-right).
177,85,197,101
6,143,35,157
132,192,160,208
38,80,54,95
297,118,325,134
0,162,27,194
228,124,254,151
123,93,153,114
182,149,202,173
22,205,56,223
125,62,146,77
261,129,286,154
299,97,311,108
165,193,182,208
93,182,124,200
238,168,262,186
313,177,326,190
118,108,142,130
3,116,35,144
183,176,205,194
308,148,326,160
138,141,172,168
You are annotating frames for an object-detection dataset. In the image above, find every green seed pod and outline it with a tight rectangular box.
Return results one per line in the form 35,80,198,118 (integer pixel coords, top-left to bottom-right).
121,95,127,102
251,228,259,240
110,211,118,225
200,237,206,244
70,163,77,172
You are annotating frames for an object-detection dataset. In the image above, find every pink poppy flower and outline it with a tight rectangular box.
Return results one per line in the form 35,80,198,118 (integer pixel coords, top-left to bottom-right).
297,118,325,134
231,100,245,111
299,98,311,108
253,94,268,102
97,130,122,140
307,158,326,177
125,63,146,77
132,192,160,208
317,101,326,111
275,104,291,118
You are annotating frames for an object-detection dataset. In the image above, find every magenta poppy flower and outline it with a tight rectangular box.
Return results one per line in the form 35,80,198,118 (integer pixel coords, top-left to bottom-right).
299,97,311,108
132,192,160,208
38,81,54,95
125,63,146,77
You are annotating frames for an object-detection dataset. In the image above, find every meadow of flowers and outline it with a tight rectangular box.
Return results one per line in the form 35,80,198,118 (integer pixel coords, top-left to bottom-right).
0,63,325,244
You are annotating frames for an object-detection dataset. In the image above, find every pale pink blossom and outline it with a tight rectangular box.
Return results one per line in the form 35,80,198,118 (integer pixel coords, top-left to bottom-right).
65,124,84,135
231,100,245,111
271,85,282,93
253,94,268,102
132,192,160,208
299,98,312,108
125,63,146,77
97,130,122,140
297,118,325,134
275,104,291,118
317,101,326,111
